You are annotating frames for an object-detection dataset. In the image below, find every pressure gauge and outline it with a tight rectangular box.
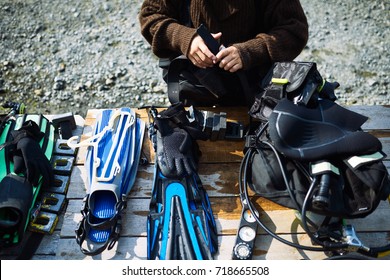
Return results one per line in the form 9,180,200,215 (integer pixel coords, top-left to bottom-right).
238,226,256,242
243,209,256,223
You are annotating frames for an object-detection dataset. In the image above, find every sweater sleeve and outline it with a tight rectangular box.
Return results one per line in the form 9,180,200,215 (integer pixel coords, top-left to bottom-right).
234,0,309,72
139,0,197,58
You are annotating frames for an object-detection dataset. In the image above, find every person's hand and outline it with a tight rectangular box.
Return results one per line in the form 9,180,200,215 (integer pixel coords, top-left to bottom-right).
216,46,243,73
188,32,222,68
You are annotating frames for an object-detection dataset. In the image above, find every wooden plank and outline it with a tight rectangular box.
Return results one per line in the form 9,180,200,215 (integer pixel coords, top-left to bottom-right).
67,155,390,201
33,231,61,256
47,230,390,260
229,232,390,260
75,108,390,183
60,195,390,238
54,236,147,260
380,137,390,157
66,163,244,199
76,107,390,166
66,165,88,199
346,105,390,130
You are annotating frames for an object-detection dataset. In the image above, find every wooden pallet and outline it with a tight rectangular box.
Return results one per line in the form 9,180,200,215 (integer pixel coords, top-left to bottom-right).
2,105,388,260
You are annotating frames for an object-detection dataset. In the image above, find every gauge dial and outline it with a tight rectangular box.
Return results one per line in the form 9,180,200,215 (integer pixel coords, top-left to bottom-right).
238,226,256,242
243,209,256,223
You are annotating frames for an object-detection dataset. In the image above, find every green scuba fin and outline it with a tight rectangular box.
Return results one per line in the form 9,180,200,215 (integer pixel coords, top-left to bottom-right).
0,113,56,248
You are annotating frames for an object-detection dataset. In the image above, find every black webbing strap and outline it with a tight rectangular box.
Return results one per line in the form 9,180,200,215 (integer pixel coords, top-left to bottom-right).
75,194,127,256
166,56,191,104
75,216,122,256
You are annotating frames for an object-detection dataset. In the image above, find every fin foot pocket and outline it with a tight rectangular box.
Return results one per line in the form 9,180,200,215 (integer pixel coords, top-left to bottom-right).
0,174,33,247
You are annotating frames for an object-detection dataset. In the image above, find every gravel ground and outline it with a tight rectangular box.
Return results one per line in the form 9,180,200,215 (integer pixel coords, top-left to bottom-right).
0,0,388,117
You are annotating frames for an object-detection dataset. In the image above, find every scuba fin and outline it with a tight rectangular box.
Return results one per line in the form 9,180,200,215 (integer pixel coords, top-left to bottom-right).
0,174,33,247
147,165,218,260
0,112,56,248
146,104,218,260
68,107,145,256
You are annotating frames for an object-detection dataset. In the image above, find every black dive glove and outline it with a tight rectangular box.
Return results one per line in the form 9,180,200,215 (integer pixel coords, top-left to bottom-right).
155,124,198,178
153,105,201,178
10,120,54,188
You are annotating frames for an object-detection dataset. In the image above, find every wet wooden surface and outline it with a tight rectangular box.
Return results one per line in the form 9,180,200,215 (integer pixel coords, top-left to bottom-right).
2,105,389,260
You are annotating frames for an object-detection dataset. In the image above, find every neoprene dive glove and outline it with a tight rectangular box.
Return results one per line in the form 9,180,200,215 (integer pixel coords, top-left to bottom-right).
154,105,200,178
10,120,54,188
156,125,198,178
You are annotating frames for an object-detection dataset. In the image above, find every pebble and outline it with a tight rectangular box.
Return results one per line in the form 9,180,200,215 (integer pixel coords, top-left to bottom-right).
85,81,93,89
105,78,115,86
53,80,66,91
58,63,66,72
34,89,43,96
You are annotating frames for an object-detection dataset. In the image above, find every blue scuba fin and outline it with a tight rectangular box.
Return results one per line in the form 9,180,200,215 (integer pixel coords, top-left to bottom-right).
68,107,145,255
147,164,218,260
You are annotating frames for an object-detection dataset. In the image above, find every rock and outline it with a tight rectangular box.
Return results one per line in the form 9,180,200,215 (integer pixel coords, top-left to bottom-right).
34,89,43,96
85,81,93,89
58,63,66,72
53,78,66,91
105,78,115,86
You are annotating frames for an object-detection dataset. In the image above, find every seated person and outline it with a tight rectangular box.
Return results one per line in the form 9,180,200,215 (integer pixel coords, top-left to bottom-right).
139,0,308,107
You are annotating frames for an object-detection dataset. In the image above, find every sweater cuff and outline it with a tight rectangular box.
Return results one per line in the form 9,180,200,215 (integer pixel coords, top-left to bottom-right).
233,39,270,71
166,23,197,57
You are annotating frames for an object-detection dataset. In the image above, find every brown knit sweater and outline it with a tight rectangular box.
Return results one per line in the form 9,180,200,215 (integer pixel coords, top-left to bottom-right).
139,0,308,75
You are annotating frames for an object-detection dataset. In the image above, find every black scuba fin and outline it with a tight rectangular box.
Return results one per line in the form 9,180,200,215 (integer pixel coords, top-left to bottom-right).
0,174,33,247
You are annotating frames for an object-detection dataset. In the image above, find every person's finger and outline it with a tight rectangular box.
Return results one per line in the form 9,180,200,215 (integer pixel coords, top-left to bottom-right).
215,47,229,61
219,56,232,70
227,63,242,73
212,32,222,41
199,44,216,63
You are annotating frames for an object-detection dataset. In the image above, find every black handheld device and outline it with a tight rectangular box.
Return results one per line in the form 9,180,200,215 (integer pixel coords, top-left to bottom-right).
196,24,220,55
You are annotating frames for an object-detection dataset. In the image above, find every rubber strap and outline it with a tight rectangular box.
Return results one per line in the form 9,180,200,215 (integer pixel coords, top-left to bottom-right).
76,215,122,256
166,56,191,104
75,195,126,256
